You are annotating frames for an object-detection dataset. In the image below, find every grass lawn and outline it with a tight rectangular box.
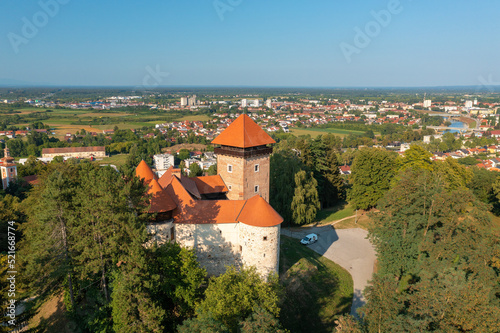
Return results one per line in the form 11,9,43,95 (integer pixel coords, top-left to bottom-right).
290,128,332,138
315,201,355,225
177,114,211,121
280,235,353,333
96,154,129,167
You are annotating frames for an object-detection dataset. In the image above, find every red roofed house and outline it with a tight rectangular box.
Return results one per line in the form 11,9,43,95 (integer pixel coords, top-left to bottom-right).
136,114,283,277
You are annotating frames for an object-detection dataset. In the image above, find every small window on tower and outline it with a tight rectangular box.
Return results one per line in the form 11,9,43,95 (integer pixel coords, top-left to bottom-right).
263,236,267,241
227,165,233,173
228,185,232,191
254,185,259,193
239,245,242,252
254,164,259,172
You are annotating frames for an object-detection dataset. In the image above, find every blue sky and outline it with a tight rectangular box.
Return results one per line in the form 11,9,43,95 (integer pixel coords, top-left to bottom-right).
1,0,499,87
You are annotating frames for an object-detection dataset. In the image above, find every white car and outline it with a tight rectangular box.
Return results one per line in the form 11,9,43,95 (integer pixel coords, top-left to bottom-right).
300,233,318,245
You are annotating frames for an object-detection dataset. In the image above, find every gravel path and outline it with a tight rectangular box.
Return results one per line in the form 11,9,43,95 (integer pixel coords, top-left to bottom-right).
282,226,376,317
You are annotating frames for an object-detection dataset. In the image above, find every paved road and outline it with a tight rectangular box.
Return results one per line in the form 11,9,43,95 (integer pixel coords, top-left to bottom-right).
282,226,376,317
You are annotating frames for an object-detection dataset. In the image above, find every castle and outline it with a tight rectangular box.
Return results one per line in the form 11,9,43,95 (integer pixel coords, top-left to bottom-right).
136,114,283,277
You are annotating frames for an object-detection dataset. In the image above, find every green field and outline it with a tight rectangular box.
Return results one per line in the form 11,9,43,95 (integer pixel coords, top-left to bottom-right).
280,235,353,332
177,114,211,121
7,106,197,138
97,154,129,167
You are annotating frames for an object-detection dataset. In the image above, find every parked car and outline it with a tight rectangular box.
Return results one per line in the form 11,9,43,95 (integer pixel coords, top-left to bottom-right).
300,233,318,245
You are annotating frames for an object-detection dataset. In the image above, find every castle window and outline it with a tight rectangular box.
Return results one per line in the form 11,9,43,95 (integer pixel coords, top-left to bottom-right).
254,164,259,172
263,254,266,257
227,165,233,173
263,236,267,241
239,245,242,252
254,185,259,193
228,185,232,191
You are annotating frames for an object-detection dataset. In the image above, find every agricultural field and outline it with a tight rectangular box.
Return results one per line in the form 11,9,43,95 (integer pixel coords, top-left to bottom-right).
4,106,208,139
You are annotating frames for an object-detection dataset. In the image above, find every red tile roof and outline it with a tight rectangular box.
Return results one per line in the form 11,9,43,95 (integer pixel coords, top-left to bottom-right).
192,175,228,194
41,146,105,154
211,114,275,148
158,166,174,188
237,195,283,227
147,179,177,213
135,160,157,183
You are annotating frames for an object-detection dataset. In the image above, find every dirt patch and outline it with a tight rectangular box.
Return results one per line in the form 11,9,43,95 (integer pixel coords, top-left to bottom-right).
29,292,78,333
162,143,208,153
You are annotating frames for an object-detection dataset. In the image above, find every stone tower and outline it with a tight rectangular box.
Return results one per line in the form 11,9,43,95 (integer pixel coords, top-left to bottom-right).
1,147,17,190
212,114,275,202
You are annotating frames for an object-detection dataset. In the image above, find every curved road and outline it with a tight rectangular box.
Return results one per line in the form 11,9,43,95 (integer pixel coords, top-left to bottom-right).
282,226,376,317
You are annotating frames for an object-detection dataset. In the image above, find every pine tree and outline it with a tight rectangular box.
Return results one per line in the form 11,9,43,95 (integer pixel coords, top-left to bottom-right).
71,164,146,303
19,166,79,310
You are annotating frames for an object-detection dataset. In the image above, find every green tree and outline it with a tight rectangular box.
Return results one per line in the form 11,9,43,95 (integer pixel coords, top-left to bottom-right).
468,167,498,205
349,148,397,210
177,149,191,160
111,247,165,333
270,151,304,224
196,266,281,332
291,170,320,225
178,311,229,333
239,307,289,333
397,144,433,172
19,167,79,310
189,162,203,177
147,243,207,330
71,165,144,303
434,157,472,190
207,164,217,176
360,168,500,332
0,195,23,252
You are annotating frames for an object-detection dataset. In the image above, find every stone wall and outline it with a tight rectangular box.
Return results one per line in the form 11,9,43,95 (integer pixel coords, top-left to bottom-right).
217,154,246,200
217,153,270,201
239,223,280,278
242,155,270,202
175,223,243,276
145,221,174,247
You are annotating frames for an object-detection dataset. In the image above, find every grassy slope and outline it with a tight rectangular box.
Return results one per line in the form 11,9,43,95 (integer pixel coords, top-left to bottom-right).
280,235,353,333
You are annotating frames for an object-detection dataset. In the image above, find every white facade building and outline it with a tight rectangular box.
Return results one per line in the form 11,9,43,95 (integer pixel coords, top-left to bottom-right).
154,153,175,171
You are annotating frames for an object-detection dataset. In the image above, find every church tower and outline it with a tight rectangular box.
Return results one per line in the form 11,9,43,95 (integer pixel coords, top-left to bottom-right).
1,147,17,190
212,114,275,202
